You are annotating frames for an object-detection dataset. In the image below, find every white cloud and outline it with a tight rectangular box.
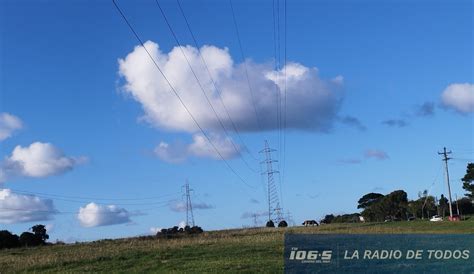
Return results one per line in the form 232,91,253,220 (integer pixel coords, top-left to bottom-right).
170,201,187,212
441,83,474,114
77,202,131,227
118,41,343,134
0,189,57,224
150,227,162,235
178,220,186,228
0,142,86,183
155,133,239,163
0,113,23,141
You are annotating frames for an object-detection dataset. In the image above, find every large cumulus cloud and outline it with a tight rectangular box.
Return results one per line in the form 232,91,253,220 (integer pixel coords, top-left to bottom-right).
0,189,57,224
0,142,86,183
77,203,131,227
441,83,474,114
118,41,343,160
118,41,343,132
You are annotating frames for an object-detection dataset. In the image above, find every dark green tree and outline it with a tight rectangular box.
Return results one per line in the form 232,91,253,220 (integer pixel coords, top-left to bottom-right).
439,194,449,217
31,224,49,242
361,190,408,221
19,232,42,247
321,214,335,224
357,193,385,209
462,163,474,198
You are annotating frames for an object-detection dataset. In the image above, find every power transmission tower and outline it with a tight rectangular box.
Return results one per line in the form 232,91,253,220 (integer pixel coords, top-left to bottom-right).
260,140,284,224
438,147,453,219
183,181,195,227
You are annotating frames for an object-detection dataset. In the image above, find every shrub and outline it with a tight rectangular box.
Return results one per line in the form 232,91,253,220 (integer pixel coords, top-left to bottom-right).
278,220,288,227
265,220,275,227
156,225,203,239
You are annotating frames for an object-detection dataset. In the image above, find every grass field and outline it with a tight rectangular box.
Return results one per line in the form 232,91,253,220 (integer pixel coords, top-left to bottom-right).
1,219,473,273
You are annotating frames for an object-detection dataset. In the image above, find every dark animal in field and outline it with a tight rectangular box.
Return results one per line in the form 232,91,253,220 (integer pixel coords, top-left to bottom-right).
302,220,319,226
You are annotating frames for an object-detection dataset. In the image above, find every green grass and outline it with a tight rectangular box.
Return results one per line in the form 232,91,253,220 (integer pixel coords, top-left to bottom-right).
1,219,473,273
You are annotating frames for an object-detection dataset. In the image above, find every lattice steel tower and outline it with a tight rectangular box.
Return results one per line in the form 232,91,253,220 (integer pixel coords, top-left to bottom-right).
183,181,195,227
260,140,284,223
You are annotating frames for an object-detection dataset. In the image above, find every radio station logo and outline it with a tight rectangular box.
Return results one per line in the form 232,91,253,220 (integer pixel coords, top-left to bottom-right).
288,247,333,263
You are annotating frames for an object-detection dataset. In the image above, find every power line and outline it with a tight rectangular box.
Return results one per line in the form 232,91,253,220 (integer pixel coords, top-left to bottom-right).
7,188,180,201
112,0,255,189
281,0,288,210
272,0,282,163
175,0,259,162
228,0,263,131
0,203,171,215
153,0,258,173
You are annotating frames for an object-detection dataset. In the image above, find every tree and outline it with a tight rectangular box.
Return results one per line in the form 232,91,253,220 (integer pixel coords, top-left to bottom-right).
361,190,408,221
31,224,49,242
357,193,384,209
462,163,474,198
321,214,335,224
420,196,437,219
0,230,20,249
19,232,42,247
439,194,448,217
456,197,474,215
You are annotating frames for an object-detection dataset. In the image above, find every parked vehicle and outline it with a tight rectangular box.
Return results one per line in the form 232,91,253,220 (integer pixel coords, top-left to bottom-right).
430,215,443,222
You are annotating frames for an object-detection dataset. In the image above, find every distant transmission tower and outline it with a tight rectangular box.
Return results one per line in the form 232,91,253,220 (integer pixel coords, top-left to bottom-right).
183,181,195,227
260,140,284,224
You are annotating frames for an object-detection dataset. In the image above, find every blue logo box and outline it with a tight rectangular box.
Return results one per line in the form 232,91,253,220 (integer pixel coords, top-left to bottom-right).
284,234,474,273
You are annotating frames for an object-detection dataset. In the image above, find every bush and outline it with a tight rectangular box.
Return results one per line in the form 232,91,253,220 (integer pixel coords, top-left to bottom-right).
0,230,20,249
278,220,288,227
156,225,203,239
265,220,275,227
320,214,335,224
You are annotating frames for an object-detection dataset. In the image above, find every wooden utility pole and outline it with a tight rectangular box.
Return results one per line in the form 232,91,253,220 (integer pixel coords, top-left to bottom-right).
438,147,453,219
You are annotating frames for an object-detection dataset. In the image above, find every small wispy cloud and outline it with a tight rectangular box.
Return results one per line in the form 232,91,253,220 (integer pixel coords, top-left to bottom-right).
241,211,268,219
339,115,367,131
169,200,214,212
249,198,260,204
381,119,408,128
337,158,362,165
0,113,23,142
364,149,389,160
415,102,435,117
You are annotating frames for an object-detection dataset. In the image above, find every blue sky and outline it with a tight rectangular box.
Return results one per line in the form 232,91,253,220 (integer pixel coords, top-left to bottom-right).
0,0,472,241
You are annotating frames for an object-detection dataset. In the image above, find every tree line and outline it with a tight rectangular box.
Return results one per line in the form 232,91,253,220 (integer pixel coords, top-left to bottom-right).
321,162,474,223
0,225,49,249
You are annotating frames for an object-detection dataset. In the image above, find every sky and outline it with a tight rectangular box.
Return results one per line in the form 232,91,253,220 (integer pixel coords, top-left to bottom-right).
0,0,473,242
